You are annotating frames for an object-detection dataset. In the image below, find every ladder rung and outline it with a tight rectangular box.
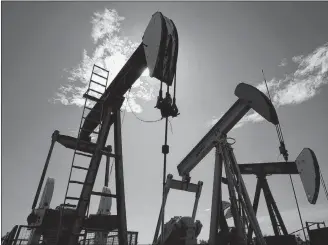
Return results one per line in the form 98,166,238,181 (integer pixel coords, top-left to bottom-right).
88,88,104,95
94,64,109,73
83,93,103,103
91,191,117,198
66,196,80,201
66,196,89,202
82,116,101,124
93,73,107,80
85,106,101,114
90,80,106,88
72,165,89,171
60,203,76,208
69,180,86,185
75,151,93,157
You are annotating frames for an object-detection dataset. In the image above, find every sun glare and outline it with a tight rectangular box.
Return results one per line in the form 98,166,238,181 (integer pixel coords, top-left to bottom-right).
141,68,150,77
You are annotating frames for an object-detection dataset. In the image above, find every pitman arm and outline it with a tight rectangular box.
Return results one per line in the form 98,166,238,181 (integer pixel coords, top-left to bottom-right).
177,82,279,178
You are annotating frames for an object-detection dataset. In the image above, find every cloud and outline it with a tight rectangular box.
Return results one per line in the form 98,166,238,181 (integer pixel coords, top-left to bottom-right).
51,8,160,113
279,58,288,67
210,42,328,128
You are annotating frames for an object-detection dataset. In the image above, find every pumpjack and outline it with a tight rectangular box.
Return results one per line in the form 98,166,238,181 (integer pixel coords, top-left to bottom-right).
2,11,179,245
164,82,323,245
151,81,281,245
174,82,280,245
237,148,320,239
229,147,321,245
2,10,327,245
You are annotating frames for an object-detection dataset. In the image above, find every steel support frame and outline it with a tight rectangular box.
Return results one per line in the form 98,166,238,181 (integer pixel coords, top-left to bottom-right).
28,128,116,245
153,175,171,245
228,144,269,245
105,155,110,187
114,110,129,245
262,178,288,236
68,106,115,245
31,129,114,213
31,130,59,210
208,137,267,245
68,104,128,245
209,146,223,245
152,175,203,244
247,175,288,243
29,109,127,245
222,145,245,242
247,177,263,243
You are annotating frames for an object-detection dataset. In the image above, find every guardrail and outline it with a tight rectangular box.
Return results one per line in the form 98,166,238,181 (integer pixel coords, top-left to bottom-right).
1,225,138,245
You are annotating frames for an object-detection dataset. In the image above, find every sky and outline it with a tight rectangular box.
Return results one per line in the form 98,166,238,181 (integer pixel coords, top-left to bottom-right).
2,1,328,243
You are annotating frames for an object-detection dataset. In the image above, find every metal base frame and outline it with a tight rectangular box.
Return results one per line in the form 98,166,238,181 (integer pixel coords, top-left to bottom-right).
208,136,267,245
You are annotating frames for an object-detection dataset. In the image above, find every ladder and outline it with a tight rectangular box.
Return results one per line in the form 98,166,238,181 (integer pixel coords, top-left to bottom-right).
63,64,110,209
55,65,116,245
